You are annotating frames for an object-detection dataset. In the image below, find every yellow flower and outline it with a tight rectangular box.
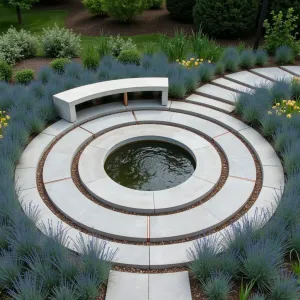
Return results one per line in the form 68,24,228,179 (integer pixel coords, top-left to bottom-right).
208,60,211,63
268,111,272,115
272,106,277,109
176,59,179,62
0,135,2,139
282,100,287,103
197,59,200,62
276,103,280,107
3,123,8,127
6,115,10,120
287,114,292,119
200,58,204,62
195,62,199,66
190,58,195,61
1,118,5,122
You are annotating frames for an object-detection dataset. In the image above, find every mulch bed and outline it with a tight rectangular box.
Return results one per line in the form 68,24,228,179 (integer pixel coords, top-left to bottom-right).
34,0,256,45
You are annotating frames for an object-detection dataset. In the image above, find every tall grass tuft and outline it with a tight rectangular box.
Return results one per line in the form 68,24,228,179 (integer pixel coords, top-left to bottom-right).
239,50,255,69
159,30,189,61
268,270,300,300
222,47,240,72
275,46,295,65
241,239,285,289
0,250,22,290
202,273,233,300
255,49,268,66
188,237,220,281
8,272,48,300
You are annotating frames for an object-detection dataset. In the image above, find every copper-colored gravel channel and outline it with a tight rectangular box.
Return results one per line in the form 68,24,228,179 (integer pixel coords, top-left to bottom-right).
36,107,263,247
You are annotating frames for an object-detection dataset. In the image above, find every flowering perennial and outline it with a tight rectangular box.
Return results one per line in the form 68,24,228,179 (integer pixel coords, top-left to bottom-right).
176,57,212,68
0,110,10,138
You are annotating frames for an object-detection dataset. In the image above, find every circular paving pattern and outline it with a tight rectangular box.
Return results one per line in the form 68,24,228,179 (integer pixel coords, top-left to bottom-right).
78,124,222,213
15,71,286,269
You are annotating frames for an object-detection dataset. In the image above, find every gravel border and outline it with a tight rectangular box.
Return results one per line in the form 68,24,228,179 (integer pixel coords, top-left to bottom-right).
36,108,262,246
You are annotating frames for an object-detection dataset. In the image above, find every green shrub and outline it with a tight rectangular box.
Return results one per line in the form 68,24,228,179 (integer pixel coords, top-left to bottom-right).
118,50,140,65
150,0,163,9
0,60,12,82
0,27,38,65
15,69,35,85
82,0,106,15
41,24,81,58
50,58,71,73
82,47,100,70
268,0,300,27
193,0,260,38
264,8,299,54
107,35,137,57
102,0,151,22
166,0,195,22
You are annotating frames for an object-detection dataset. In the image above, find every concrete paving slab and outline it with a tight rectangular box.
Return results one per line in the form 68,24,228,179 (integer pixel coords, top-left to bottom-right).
281,66,300,76
105,271,148,300
149,271,192,300
215,133,256,180
80,111,135,134
251,67,293,81
196,84,240,103
17,133,55,169
212,78,254,93
225,71,273,88
186,94,235,112
45,179,147,241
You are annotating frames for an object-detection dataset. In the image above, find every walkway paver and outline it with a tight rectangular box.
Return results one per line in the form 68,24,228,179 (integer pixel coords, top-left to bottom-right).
281,66,300,76
251,67,293,81
225,71,273,88
105,271,148,300
149,271,192,300
186,94,235,112
196,83,240,104
212,77,255,93
105,271,192,300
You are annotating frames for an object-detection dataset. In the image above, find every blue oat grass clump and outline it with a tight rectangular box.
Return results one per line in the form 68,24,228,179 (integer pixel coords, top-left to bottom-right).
202,272,233,300
222,47,240,72
239,50,255,69
275,45,295,65
267,270,300,300
255,49,268,66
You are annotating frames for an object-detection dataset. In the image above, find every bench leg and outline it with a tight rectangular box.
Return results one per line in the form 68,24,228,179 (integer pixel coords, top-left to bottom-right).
161,90,168,106
123,92,128,106
54,98,77,123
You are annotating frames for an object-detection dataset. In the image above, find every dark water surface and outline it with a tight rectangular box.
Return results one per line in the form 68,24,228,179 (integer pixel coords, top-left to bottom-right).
104,141,196,191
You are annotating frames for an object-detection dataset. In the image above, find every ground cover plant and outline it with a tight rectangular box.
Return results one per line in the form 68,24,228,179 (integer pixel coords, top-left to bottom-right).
189,77,300,298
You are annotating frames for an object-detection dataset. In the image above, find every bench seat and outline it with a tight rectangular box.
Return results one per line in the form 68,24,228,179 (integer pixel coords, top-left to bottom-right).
53,77,169,122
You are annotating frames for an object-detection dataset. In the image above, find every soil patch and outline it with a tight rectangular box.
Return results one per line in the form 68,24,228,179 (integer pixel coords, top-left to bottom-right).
34,0,255,44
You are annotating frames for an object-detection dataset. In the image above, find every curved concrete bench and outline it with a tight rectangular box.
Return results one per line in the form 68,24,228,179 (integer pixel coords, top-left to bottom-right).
53,77,169,122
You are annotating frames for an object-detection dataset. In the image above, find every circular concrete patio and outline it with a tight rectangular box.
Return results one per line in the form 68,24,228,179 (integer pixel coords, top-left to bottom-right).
15,67,291,280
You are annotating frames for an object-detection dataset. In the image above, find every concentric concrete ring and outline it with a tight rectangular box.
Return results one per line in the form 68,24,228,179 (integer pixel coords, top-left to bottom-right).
79,124,222,213
15,95,285,268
